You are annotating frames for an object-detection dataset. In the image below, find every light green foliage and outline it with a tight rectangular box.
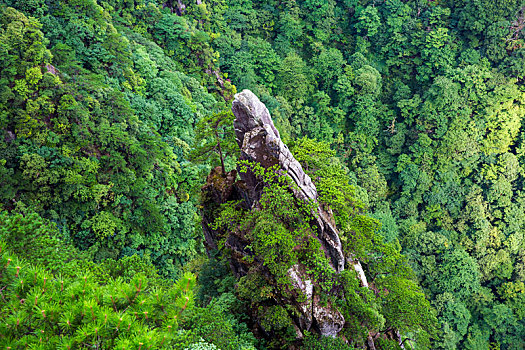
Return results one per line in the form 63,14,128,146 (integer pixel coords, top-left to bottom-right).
379,276,436,336
290,138,361,228
184,292,258,350
313,48,345,90
433,293,471,349
437,249,481,299
212,140,436,348
336,269,385,344
0,211,88,277
276,52,311,103
0,210,162,284
90,211,121,239
0,212,257,349
0,239,197,349
186,341,219,350
356,6,381,38
214,162,319,284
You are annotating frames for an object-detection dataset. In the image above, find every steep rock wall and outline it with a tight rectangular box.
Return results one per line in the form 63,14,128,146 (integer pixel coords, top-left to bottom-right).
201,90,373,342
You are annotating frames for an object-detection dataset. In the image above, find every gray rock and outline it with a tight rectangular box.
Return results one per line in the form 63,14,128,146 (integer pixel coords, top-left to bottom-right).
201,90,384,345
287,264,314,331
233,89,345,273
312,296,345,337
231,89,348,337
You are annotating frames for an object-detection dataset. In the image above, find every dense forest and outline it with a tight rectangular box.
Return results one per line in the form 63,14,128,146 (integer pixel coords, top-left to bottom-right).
1,0,525,348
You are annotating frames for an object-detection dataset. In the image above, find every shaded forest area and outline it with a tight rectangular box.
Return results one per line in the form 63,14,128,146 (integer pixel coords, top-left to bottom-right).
1,0,525,348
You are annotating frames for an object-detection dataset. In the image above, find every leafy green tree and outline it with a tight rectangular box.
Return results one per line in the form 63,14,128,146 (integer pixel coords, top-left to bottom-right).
190,110,236,174
356,6,381,38
433,293,472,350
276,52,312,104
313,47,345,92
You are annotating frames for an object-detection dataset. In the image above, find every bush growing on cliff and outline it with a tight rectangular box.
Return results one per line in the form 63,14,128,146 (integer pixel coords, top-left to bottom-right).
210,139,436,348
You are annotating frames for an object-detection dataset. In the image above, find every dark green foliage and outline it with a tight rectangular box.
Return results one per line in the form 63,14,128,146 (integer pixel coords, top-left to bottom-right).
0,5,219,279
0,211,162,284
188,0,525,346
214,162,320,284
196,255,236,305
2,0,525,348
184,292,257,350
302,331,355,350
194,0,525,343
190,109,237,174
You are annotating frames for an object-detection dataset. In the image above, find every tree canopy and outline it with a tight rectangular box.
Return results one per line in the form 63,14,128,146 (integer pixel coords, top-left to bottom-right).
2,0,525,348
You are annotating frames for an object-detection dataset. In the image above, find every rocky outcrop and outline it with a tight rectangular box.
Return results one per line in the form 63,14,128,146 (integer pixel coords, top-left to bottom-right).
201,90,370,342
232,90,345,273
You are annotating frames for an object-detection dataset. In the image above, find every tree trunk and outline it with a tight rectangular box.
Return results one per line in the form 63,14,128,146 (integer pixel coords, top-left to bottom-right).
215,130,225,175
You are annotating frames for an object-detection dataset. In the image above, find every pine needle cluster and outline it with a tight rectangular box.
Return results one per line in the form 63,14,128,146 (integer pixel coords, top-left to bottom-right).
0,240,198,349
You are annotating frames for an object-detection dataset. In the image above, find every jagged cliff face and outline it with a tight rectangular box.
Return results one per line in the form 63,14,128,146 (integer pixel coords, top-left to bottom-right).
200,90,413,348
232,90,346,274
201,90,351,339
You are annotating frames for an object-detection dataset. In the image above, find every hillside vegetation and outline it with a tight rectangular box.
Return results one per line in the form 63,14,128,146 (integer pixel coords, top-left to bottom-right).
1,0,525,348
